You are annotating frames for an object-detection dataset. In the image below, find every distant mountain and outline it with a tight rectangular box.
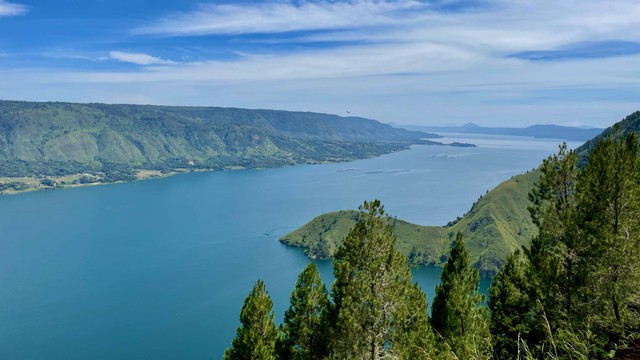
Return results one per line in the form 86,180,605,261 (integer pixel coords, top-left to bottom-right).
281,111,640,276
401,123,604,141
0,100,442,193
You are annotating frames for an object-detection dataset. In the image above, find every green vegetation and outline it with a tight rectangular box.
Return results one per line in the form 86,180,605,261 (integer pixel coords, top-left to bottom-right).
576,111,640,164
232,131,640,358
0,100,440,193
277,262,330,360
489,130,640,359
329,200,431,359
282,111,640,276
431,232,491,358
224,280,279,360
280,170,537,276
231,201,438,359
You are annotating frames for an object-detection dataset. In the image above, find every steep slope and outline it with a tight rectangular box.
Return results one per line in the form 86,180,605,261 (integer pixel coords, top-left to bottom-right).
281,171,537,277
575,111,640,164
281,110,640,277
0,100,440,191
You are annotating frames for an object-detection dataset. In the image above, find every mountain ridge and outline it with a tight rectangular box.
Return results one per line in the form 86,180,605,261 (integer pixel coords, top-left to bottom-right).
0,100,449,193
400,123,604,141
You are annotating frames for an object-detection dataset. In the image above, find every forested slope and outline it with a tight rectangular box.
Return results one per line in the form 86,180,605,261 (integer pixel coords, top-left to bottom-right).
0,100,437,192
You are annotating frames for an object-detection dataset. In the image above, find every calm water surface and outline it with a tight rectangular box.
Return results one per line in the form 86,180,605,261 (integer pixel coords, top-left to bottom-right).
0,134,581,359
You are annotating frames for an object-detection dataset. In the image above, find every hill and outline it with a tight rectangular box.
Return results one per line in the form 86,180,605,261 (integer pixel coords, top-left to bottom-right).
402,123,603,141
575,110,640,164
281,111,640,276
281,171,537,277
0,100,442,193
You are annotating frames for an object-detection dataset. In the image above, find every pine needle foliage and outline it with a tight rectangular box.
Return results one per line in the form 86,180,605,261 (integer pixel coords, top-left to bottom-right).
329,199,433,359
431,232,491,359
224,280,279,360
278,262,330,360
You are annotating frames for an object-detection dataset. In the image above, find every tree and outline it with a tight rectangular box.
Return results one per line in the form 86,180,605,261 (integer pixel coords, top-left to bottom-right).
278,262,330,360
525,143,581,333
489,249,533,359
521,134,640,358
224,280,279,360
329,199,432,359
577,131,640,344
430,232,490,359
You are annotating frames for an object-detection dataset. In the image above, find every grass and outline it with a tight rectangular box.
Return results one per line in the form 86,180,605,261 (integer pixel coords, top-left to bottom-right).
281,171,540,277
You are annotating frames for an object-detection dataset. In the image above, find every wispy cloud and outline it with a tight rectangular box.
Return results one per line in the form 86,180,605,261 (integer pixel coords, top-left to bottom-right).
0,0,27,17
2,0,640,127
130,0,640,68
134,0,425,36
109,51,175,65
510,40,640,61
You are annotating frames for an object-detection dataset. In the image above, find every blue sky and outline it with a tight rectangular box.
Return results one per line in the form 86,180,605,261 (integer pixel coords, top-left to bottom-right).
0,0,639,127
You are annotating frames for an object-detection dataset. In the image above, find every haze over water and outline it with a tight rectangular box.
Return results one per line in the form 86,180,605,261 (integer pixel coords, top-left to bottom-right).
0,134,581,359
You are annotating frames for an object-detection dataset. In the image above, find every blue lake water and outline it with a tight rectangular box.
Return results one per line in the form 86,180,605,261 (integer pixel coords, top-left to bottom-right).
0,134,582,359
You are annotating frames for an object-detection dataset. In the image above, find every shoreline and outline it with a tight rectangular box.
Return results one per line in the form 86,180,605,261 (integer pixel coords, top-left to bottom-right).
0,140,477,196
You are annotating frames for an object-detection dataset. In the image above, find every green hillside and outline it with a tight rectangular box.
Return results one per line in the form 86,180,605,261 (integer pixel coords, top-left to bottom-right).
280,171,537,277
281,110,640,277
0,100,439,193
575,110,640,164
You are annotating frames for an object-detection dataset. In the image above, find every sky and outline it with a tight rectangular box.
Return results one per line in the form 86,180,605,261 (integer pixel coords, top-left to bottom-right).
0,0,639,127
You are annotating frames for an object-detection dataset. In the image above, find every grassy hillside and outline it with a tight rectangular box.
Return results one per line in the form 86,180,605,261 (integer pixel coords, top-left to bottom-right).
281,110,640,277
281,171,538,277
575,111,640,165
0,100,439,192
280,210,450,265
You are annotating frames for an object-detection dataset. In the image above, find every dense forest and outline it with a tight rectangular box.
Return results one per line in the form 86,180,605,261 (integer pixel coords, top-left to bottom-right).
0,100,439,192
225,129,640,359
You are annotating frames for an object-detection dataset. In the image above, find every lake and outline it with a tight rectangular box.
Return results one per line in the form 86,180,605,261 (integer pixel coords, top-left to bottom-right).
0,134,582,359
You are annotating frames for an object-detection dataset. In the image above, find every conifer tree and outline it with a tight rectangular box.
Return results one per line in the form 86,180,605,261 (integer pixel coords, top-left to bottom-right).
522,135,640,357
278,262,330,360
430,232,490,359
394,282,434,360
224,280,279,360
526,143,581,332
329,199,432,359
577,131,640,342
489,249,533,359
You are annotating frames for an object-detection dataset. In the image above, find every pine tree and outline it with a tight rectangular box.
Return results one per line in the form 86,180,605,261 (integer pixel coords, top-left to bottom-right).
577,131,640,343
329,199,432,359
278,262,330,360
430,232,490,359
224,280,279,360
525,143,582,335
394,282,434,360
489,249,534,359
522,134,640,358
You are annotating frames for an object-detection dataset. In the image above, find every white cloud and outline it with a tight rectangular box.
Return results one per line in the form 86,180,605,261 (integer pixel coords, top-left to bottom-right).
133,0,640,53
109,51,175,65
0,0,27,17
2,0,640,127
134,0,425,36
